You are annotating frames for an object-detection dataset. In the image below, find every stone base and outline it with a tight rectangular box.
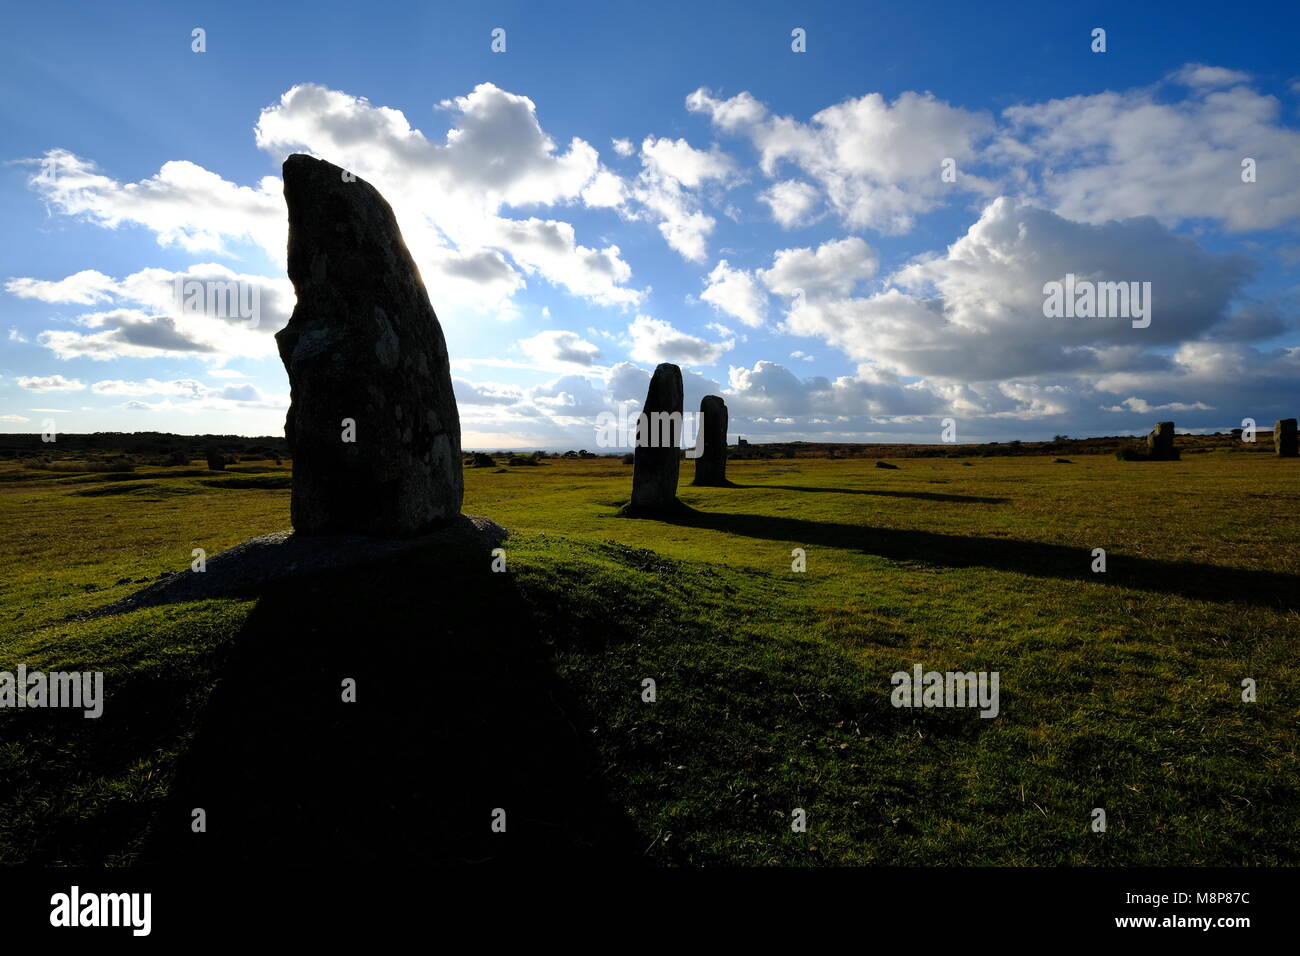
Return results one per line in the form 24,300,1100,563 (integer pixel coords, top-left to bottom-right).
616,498,696,519
93,515,508,618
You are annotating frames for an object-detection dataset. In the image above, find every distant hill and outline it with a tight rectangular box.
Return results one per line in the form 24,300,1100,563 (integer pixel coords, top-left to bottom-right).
0,431,290,463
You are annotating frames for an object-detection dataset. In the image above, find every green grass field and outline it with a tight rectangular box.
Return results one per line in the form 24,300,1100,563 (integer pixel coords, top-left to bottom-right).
1,451,1297,865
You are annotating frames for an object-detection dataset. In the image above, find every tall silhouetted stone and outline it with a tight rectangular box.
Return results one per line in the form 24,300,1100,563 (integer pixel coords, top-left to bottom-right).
692,394,731,486
1275,418,1298,457
628,363,683,514
1146,421,1178,461
276,154,462,536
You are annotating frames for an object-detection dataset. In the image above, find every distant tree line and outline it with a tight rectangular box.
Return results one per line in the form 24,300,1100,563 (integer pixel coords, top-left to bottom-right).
1,431,289,469
0,428,1275,467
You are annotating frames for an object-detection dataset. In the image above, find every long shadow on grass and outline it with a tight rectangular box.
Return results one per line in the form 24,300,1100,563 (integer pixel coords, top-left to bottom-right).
731,484,1008,504
0,668,220,864
141,551,641,866
662,509,1300,609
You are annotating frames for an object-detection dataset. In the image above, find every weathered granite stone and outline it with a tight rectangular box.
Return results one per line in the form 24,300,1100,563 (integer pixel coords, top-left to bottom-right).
276,154,462,536
1146,421,1178,460
628,363,683,513
692,395,730,486
1275,418,1298,457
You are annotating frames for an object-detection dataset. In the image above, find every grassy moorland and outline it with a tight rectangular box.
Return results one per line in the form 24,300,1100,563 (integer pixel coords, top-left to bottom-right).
0,451,1296,865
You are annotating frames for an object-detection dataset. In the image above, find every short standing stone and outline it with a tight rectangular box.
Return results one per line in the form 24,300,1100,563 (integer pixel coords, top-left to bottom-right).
276,154,462,536
692,395,730,486
1275,418,1298,457
629,363,683,513
1146,421,1178,460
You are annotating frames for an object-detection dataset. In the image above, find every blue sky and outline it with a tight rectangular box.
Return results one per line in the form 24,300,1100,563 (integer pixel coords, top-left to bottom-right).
2,0,1298,448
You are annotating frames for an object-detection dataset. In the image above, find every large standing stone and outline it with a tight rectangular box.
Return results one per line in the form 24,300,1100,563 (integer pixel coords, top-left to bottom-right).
692,394,731,486
276,154,463,536
1275,418,1298,457
1146,421,1178,461
628,363,683,514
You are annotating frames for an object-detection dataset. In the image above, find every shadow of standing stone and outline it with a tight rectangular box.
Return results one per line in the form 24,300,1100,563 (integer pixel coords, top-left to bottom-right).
140,553,641,866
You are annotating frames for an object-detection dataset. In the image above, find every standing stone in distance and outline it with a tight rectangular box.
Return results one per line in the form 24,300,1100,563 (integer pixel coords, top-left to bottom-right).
692,394,731,487
1146,421,1178,461
628,363,684,514
1275,418,1298,457
276,154,463,536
